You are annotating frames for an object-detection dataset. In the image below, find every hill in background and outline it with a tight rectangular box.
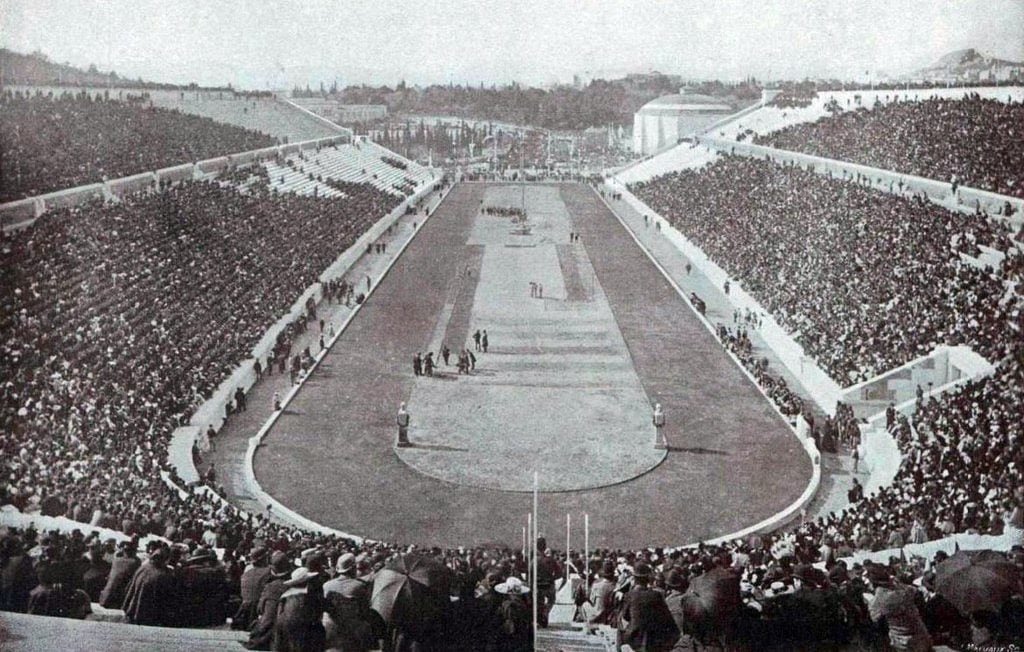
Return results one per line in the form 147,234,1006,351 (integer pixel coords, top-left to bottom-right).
0,48,227,90
912,48,1023,83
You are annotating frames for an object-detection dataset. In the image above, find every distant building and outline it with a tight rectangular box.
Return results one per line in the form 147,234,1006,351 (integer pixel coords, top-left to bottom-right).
632,92,734,155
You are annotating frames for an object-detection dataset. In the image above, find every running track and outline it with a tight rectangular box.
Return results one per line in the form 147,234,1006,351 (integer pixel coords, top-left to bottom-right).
253,183,810,548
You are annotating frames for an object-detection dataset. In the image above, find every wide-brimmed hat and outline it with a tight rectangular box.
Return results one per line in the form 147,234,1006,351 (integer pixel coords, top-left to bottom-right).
249,546,269,565
336,552,356,574
764,581,794,598
270,551,291,576
187,547,217,564
632,563,653,580
284,566,319,588
495,577,530,595
664,568,688,591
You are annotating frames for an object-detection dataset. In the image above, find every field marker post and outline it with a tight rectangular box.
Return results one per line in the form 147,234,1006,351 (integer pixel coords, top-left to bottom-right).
532,470,539,650
566,513,571,584
584,513,590,591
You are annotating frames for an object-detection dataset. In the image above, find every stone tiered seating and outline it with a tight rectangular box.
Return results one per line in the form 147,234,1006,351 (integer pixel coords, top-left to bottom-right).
147,93,343,143
614,143,718,185
710,86,1024,142
261,142,432,198
0,611,247,652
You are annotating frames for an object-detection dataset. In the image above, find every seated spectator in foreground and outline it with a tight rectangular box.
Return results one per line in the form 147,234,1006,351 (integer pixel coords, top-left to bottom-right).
122,544,176,627
246,552,293,650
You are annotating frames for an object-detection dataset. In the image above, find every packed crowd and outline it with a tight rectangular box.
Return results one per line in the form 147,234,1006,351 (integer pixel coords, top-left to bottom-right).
0,91,279,203
1,142,1023,647
766,89,818,109
0,175,400,525
757,95,1024,198
0,524,541,651
631,155,1017,384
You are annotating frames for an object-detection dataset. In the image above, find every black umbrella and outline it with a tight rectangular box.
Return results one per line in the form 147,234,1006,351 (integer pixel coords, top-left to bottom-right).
370,553,450,637
934,550,1021,615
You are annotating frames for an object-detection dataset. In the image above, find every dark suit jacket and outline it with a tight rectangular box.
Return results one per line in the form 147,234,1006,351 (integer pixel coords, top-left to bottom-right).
621,586,681,652
98,553,140,608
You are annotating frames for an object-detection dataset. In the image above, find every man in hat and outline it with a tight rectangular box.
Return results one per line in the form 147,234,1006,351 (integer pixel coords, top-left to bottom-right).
176,546,231,627
323,552,377,652
99,539,140,609
233,547,272,631
274,554,326,651
246,552,293,650
587,560,618,632
122,545,176,627
81,542,112,603
662,568,694,648
535,537,561,628
620,563,680,652
866,564,932,652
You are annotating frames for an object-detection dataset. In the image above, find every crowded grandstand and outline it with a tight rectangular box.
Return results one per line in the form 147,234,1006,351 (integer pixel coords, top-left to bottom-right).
2,3,1024,651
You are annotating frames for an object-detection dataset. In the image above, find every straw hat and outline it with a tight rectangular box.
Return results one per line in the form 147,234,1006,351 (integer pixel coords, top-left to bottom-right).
495,577,530,595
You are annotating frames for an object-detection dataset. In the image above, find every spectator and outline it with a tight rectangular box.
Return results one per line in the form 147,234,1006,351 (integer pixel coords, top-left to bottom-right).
122,545,176,627
619,562,680,652
246,551,293,650
233,546,272,631
866,564,932,652
323,552,377,652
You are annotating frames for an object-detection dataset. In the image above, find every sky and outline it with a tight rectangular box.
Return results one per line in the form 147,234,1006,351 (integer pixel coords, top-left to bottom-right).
2,0,1023,89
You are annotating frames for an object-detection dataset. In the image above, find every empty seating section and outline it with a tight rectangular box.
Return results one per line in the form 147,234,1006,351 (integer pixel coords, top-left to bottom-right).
146,93,344,143
614,143,718,185
260,141,433,198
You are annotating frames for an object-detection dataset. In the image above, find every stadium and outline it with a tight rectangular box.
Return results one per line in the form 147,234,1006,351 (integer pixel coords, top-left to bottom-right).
1,2,1023,651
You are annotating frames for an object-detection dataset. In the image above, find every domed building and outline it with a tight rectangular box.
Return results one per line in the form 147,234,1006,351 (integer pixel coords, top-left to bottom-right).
632,91,735,155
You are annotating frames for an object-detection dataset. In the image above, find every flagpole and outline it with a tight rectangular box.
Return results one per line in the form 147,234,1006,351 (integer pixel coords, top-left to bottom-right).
526,513,531,566
565,513,571,585
532,470,539,650
584,513,590,599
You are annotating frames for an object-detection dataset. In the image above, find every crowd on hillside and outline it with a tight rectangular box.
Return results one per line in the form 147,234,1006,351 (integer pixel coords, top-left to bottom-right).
0,91,278,202
631,155,1017,384
757,95,1024,199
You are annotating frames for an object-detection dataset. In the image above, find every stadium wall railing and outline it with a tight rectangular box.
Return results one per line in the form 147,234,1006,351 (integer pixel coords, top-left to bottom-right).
698,136,1024,225
0,134,350,231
